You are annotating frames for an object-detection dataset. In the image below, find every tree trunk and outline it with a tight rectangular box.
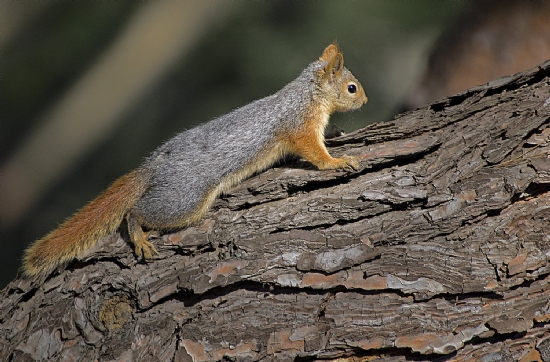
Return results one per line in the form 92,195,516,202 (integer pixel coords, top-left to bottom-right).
2,60,550,362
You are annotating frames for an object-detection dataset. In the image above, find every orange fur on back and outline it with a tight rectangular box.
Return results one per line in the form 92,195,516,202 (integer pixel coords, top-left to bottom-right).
23,169,149,277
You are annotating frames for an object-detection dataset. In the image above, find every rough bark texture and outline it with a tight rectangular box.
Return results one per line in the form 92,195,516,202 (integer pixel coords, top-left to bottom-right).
2,60,550,362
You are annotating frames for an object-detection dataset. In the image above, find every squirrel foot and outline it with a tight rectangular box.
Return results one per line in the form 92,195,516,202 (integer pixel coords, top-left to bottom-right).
127,214,158,260
319,155,360,171
133,231,158,260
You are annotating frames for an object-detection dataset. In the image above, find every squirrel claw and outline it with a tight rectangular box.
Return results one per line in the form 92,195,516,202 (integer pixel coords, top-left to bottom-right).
317,155,360,171
135,240,158,260
133,230,158,260
337,155,360,171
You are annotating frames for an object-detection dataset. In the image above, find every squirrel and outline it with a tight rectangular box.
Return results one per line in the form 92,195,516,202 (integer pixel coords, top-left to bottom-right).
23,43,368,277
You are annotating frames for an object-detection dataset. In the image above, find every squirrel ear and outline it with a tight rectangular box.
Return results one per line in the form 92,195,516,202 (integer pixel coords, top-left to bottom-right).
320,43,344,82
323,52,344,83
319,43,341,62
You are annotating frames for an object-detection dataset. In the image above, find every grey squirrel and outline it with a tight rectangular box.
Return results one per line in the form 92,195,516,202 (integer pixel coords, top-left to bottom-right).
23,43,368,277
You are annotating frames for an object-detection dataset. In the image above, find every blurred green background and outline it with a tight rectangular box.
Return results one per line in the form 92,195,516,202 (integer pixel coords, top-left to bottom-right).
3,1,549,288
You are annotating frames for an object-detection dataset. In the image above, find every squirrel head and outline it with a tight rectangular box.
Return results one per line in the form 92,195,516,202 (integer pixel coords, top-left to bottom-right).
317,43,368,113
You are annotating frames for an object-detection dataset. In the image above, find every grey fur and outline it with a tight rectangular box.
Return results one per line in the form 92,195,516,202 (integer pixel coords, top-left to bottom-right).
132,61,328,226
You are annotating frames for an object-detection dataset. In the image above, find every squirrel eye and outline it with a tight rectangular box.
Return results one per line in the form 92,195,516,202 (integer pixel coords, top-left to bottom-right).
347,83,357,94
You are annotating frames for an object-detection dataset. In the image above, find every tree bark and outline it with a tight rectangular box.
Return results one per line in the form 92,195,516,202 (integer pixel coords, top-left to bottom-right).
2,60,550,362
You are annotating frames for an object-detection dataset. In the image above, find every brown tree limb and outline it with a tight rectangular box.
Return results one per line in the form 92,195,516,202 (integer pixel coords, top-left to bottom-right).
2,60,550,361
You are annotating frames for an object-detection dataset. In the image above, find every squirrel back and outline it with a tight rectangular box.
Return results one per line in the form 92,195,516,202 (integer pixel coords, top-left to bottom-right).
23,43,368,278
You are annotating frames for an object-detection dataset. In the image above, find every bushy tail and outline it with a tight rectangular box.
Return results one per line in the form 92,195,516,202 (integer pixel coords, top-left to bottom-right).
23,169,149,277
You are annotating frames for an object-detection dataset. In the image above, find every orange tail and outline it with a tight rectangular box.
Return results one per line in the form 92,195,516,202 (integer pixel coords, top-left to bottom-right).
23,169,149,277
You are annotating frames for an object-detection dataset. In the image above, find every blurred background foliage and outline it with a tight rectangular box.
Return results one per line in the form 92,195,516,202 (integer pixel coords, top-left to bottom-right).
2,1,549,288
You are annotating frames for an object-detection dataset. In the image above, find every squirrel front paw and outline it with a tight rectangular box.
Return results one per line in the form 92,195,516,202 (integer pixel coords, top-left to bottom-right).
319,155,360,171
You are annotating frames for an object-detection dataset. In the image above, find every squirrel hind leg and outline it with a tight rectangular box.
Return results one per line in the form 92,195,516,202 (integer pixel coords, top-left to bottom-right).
126,213,158,259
